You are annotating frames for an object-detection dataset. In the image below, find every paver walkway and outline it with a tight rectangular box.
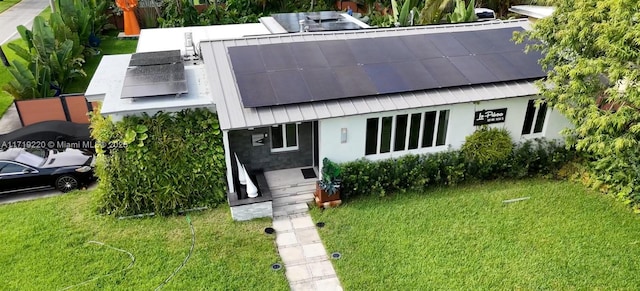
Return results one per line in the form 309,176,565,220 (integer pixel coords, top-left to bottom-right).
269,178,342,291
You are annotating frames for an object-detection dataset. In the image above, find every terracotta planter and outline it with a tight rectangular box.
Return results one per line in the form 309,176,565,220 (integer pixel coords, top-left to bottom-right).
315,182,341,207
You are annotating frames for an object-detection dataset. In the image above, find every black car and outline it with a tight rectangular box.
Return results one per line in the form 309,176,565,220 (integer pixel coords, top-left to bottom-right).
0,148,95,194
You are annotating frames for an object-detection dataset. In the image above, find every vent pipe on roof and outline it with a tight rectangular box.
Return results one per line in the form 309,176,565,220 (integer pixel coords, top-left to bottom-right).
298,19,309,33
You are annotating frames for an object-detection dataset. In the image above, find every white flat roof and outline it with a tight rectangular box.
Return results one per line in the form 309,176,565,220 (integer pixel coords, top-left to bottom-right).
136,23,272,55
99,57,214,116
509,5,555,19
85,54,131,102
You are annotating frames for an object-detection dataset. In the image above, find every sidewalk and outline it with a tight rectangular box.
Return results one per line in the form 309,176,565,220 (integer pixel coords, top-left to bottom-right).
0,0,48,132
0,0,49,44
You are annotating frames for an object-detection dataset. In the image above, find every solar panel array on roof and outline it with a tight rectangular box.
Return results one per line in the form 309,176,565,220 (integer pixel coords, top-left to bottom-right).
121,50,188,99
228,27,544,108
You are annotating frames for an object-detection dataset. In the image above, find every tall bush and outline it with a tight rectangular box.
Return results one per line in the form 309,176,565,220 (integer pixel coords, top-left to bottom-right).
461,126,513,179
90,108,227,216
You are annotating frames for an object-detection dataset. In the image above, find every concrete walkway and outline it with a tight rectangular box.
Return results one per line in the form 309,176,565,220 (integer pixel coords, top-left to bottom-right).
265,169,342,291
0,104,21,134
0,0,50,44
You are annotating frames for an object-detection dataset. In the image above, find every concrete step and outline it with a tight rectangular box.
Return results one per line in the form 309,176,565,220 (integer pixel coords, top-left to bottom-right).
272,189,316,199
269,181,316,192
273,203,309,217
273,193,315,207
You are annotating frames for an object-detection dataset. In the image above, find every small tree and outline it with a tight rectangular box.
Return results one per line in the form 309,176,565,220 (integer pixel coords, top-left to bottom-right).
516,0,640,209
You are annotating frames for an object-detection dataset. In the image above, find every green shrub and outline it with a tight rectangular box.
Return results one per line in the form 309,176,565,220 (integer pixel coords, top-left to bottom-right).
90,108,227,216
339,138,573,200
461,126,513,179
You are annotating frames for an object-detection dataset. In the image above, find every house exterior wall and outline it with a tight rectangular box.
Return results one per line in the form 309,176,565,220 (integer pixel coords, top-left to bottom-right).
229,122,314,171
318,96,571,164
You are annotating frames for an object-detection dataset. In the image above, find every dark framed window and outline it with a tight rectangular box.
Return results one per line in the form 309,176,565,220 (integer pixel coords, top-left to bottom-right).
271,123,298,152
522,99,548,135
365,110,450,155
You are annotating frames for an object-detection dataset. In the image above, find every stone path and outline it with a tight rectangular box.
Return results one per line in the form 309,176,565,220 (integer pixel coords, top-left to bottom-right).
270,181,342,291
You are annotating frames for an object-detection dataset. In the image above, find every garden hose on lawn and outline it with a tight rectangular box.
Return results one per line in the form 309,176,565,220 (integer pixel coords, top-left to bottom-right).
61,241,136,290
155,214,196,291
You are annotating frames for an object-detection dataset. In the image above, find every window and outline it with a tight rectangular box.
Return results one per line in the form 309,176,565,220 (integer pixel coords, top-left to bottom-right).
0,162,27,174
271,123,298,152
522,100,548,135
365,110,450,155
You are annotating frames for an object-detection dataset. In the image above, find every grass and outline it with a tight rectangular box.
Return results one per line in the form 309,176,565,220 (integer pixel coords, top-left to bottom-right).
0,0,21,14
65,33,138,94
311,179,640,289
0,191,289,290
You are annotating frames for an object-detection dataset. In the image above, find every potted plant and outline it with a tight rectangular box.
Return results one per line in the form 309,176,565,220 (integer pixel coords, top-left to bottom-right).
315,158,342,207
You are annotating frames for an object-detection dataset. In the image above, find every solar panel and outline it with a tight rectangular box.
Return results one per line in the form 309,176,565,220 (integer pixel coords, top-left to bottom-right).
363,63,410,94
501,51,546,78
229,26,544,107
476,53,526,80
333,66,378,97
129,50,181,66
401,35,444,59
260,44,298,71
421,58,470,87
290,42,330,69
449,55,500,84
429,34,470,57
236,72,276,107
389,61,439,90
268,70,312,105
377,37,416,62
348,38,388,64
121,62,188,99
228,46,265,74
318,40,358,67
454,31,496,54
302,68,344,101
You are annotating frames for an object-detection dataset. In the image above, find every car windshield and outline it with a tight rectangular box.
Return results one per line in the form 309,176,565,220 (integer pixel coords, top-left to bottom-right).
15,149,47,167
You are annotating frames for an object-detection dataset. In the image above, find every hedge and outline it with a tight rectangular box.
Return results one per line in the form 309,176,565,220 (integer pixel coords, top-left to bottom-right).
339,138,574,199
90,108,227,216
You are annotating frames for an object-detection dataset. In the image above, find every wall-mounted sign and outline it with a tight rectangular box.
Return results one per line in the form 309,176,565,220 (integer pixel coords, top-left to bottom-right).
251,133,266,146
474,108,507,125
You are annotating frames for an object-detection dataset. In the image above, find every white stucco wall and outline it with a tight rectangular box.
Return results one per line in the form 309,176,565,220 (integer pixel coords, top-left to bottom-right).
318,96,571,165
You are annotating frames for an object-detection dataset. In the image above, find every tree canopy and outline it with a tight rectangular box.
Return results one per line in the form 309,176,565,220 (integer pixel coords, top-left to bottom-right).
517,0,640,209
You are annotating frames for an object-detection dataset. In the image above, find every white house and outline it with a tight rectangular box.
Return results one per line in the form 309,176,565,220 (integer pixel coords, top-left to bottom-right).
86,18,571,219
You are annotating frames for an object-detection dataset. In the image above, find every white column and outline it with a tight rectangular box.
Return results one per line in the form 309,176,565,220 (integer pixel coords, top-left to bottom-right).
222,130,235,193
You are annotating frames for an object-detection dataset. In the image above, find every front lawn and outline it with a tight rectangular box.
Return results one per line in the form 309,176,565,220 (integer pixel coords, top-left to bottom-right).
311,179,640,289
0,191,288,290
0,0,21,14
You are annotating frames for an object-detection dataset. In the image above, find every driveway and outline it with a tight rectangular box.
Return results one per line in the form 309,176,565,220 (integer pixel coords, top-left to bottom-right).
0,0,50,44
0,181,97,205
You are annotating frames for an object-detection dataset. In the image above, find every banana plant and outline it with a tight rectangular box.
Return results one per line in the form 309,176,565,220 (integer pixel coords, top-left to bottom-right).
447,0,478,23
5,61,54,100
391,0,420,26
418,0,453,24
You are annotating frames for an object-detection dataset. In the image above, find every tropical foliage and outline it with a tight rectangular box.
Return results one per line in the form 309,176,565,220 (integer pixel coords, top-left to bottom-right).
515,0,640,211
90,108,228,216
4,0,109,100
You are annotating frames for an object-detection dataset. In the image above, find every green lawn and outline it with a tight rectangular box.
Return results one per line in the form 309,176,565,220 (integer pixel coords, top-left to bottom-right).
65,35,138,94
0,191,289,290
0,0,21,14
311,179,640,289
